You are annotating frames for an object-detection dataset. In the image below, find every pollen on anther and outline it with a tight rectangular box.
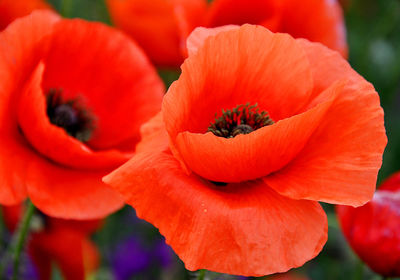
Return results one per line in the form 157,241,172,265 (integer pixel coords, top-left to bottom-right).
208,103,274,138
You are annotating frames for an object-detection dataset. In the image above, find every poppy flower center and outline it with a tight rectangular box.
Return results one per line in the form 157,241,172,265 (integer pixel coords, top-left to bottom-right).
46,89,95,142
208,103,274,138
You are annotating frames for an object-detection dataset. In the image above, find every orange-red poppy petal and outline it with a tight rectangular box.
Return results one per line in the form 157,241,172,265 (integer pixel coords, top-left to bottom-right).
186,25,239,57
270,272,310,280
26,155,123,219
0,11,60,205
30,228,99,280
0,0,51,30
175,81,342,182
135,112,170,154
0,142,28,205
29,243,52,280
163,25,313,142
41,18,164,151
104,133,328,276
1,204,22,232
204,0,346,56
49,218,103,235
281,0,347,57
205,0,283,32
263,40,386,207
107,0,206,67
18,62,131,170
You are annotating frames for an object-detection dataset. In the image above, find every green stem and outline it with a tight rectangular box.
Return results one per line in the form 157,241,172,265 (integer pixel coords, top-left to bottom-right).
11,200,35,280
197,270,206,280
0,209,7,278
61,0,73,17
0,208,6,249
353,259,364,280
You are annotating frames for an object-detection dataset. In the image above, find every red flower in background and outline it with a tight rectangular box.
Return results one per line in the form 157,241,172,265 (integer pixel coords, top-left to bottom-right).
270,272,310,280
104,25,386,276
337,172,400,277
0,11,164,219
2,205,101,280
106,0,347,68
206,0,347,58
0,0,51,30
106,0,207,68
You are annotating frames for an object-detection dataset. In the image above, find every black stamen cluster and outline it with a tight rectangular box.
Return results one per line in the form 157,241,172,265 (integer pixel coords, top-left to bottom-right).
208,103,274,138
46,89,95,142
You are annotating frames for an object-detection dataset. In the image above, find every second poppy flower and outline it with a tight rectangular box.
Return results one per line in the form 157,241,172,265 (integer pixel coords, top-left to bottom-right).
106,0,347,68
337,172,400,277
2,204,101,280
0,11,164,219
104,25,386,276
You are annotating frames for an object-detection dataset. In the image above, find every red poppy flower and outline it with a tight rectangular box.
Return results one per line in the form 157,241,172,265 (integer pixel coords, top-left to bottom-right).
337,172,400,277
106,0,347,68
0,0,51,30
106,0,207,68
0,11,164,219
270,272,310,280
206,0,347,58
2,204,101,280
103,25,386,276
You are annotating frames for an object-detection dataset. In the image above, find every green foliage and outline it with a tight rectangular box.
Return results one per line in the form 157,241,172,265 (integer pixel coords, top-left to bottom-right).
346,0,400,182
47,0,111,23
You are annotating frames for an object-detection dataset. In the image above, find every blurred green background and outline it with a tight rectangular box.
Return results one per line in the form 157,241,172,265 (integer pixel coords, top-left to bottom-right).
4,0,400,279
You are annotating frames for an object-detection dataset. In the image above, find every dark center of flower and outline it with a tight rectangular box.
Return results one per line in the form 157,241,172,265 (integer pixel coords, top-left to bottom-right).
46,89,95,142
208,103,274,138
210,181,228,186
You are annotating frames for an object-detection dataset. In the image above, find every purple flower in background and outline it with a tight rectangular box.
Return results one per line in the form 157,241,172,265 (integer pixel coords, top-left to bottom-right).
154,240,174,267
111,236,174,280
4,253,38,280
111,237,151,280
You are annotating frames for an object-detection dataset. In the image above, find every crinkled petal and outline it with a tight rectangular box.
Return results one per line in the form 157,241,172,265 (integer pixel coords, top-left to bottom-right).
27,155,123,219
175,82,342,182
103,124,328,276
18,62,131,170
186,25,239,57
0,11,60,205
41,18,164,151
264,40,386,207
164,24,313,150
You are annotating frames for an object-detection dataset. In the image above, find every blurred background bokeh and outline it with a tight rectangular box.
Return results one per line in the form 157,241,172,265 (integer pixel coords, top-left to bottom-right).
1,0,400,279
